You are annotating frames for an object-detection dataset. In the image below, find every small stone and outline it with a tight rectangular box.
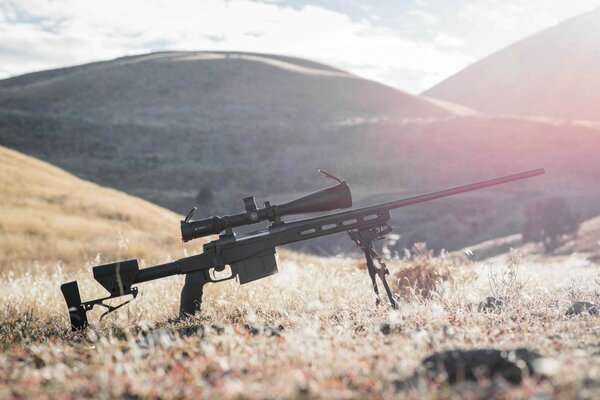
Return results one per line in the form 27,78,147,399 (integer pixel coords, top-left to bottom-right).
379,323,404,335
266,324,284,337
419,348,543,384
177,325,205,337
380,323,391,335
566,301,599,316
478,297,506,313
443,324,456,337
244,324,259,336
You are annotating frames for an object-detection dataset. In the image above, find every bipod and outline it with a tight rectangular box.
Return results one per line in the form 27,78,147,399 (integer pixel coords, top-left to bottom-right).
349,225,398,309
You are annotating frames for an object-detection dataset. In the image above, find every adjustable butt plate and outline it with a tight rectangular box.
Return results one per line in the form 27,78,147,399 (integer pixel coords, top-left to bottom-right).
61,281,89,330
61,280,139,331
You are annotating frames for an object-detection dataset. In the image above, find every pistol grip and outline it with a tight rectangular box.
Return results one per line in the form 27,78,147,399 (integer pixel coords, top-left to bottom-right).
179,271,207,317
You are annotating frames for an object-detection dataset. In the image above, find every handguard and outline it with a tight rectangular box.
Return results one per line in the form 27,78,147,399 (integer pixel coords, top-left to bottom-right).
61,260,140,330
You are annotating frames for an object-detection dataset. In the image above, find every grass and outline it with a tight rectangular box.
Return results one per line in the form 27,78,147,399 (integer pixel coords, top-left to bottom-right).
2,147,600,398
2,248,600,399
0,146,190,272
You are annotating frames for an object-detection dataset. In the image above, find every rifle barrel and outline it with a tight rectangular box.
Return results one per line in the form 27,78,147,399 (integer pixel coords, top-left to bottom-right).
372,168,545,213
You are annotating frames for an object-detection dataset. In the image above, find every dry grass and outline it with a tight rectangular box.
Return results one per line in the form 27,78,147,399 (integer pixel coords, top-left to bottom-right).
0,146,192,272
2,248,600,399
391,243,476,300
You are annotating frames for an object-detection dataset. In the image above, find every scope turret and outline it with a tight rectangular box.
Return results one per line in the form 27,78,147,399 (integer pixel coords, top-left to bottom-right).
180,175,352,242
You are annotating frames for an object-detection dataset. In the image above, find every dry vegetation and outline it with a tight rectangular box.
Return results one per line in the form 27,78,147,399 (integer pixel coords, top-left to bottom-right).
2,233,600,400
0,146,189,272
3,247,600,399
2,148,600,398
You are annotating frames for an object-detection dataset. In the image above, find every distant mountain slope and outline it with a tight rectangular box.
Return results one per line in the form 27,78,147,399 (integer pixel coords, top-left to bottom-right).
2,52,600,254
0,51,453,212
0,51,450,123
424,8,600,121
0,146,185,269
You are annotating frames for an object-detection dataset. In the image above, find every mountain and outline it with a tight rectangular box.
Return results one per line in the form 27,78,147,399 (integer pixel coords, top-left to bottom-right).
424,8,600,121
0,51,451,121
2,52,600,255
0,51,453,211
0,146,185,270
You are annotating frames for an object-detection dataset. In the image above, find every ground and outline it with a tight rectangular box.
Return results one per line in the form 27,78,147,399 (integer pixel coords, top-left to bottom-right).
2,143,599,397
2,247,600,399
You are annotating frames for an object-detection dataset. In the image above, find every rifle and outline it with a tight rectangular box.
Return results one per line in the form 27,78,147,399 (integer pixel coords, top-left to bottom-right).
61,169,544,330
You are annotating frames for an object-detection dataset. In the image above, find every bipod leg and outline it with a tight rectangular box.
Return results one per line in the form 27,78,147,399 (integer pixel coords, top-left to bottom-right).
367,244,398,309
376,257,398,310
350,226,398,309
363,247,381,306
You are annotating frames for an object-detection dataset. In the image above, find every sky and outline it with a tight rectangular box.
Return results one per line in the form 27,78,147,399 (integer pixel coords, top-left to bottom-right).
1,0,599,94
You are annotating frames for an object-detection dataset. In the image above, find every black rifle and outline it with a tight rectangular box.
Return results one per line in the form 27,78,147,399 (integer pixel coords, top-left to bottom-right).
61,169,544,330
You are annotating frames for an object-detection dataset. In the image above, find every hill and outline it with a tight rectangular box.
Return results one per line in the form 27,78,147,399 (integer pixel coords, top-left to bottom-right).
424,8,600,121
0,146,186,270
2,52,600,254
0,51,453,211
0,52,451,121
355,115,600,252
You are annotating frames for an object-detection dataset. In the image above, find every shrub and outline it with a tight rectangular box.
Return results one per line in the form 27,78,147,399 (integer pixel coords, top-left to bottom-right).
391,243,456,300
522,197,579,252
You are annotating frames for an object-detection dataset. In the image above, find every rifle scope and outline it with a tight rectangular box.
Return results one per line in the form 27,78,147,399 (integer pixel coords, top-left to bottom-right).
180,171,352,242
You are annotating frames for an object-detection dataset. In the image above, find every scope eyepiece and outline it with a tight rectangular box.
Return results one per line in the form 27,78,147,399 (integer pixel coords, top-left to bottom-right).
181,216,224,242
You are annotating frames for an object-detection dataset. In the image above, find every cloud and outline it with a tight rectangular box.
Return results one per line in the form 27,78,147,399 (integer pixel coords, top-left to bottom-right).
0,0,472,93
457,1,554,33
434,33,464,48
407,9,438,26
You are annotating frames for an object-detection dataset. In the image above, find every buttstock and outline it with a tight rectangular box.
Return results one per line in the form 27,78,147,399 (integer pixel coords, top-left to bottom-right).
61,281,88,330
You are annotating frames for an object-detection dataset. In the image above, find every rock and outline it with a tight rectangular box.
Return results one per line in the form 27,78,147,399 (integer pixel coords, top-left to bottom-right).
566,302,599,316
176,325,206,338
380,323,404,335
266,324,284,337
380,323,391,335
478,297,506,313
243,324,284,336
244,324,260,336
420,348,543,384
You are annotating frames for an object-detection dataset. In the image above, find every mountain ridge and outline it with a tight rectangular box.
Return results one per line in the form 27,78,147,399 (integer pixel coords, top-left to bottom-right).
2,51,600,255
0,51,451,119
424,7,600,121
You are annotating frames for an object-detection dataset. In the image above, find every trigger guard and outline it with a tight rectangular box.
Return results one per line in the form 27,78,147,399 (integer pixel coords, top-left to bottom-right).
208,266,236,283
214,264,225,272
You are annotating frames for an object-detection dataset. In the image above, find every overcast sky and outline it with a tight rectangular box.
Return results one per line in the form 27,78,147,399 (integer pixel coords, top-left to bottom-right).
1,0,599,93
